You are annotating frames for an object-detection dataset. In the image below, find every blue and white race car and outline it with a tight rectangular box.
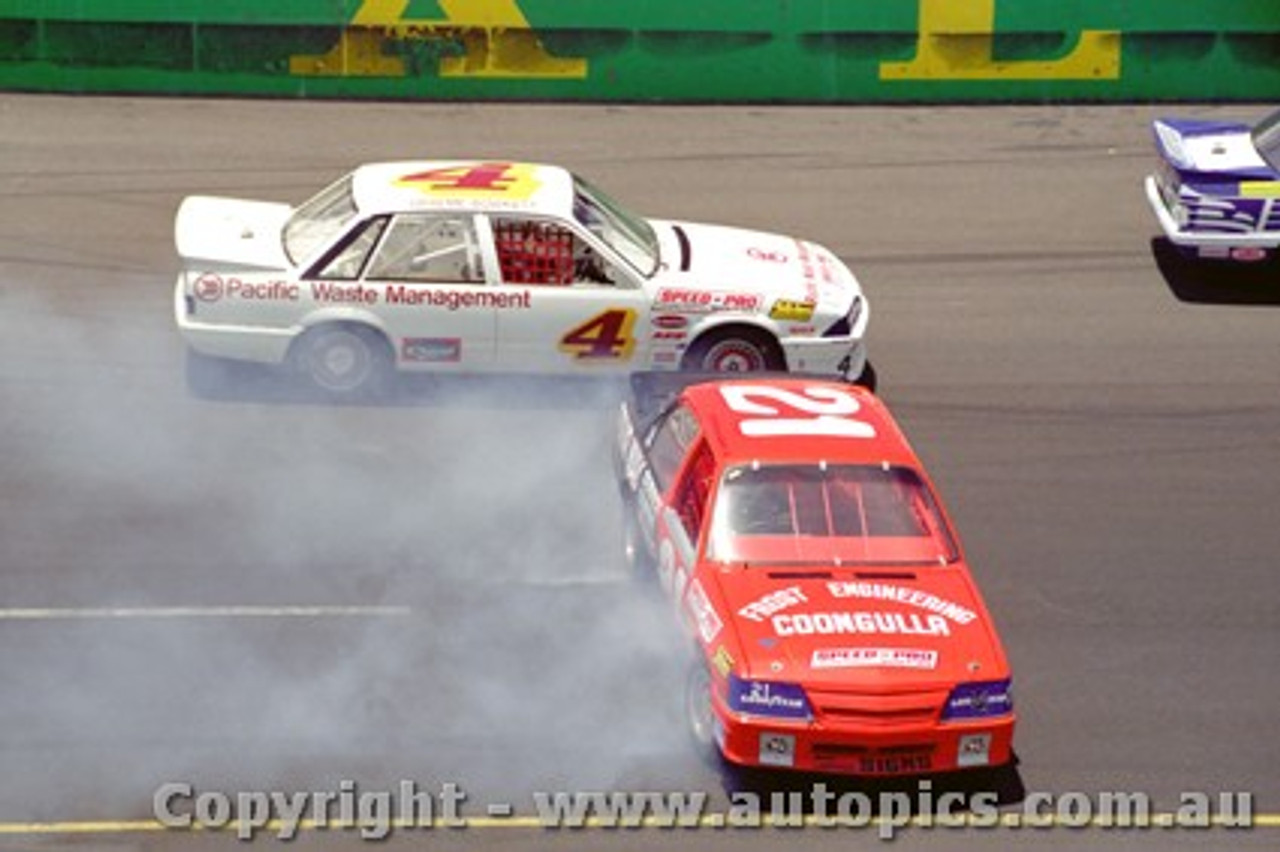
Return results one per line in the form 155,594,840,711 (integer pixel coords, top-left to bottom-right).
1144,107,1280,263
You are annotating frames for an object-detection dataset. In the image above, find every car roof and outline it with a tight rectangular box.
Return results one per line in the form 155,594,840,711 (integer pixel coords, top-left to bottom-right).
679,379,923,470
349,161,575,217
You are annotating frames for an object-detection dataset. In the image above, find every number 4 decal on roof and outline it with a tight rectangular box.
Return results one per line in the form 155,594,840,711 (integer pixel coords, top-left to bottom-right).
719,385,876,438
559,308,637,361
396,162,541,199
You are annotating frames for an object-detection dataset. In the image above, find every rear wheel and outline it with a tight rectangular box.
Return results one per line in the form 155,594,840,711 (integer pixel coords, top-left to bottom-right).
682,327,782,373
292,323,393,402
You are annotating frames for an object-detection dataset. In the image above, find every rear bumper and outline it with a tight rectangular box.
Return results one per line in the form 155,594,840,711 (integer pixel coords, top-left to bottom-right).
173,277,296,364
715,704,1015,776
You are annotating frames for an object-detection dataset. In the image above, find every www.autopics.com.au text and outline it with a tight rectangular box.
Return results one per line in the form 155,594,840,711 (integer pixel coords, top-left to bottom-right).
152,780,1256,840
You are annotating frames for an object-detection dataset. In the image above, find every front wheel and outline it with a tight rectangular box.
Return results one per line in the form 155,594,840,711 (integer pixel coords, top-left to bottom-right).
682,328,782,373
685,662,721,764
852,359,877,392
292,323,393,402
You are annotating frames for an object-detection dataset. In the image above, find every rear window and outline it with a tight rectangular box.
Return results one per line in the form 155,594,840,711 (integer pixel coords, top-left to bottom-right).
707,463,959,566
284,174,359,266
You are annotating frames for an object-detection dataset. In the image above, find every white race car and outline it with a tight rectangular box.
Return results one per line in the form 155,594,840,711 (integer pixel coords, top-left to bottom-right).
174,161,870,399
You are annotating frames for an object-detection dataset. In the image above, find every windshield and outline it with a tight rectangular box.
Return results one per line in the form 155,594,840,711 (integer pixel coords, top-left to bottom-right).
572,177,659,276
1251,108,1280,172
283,173,360,266
708,463,959,566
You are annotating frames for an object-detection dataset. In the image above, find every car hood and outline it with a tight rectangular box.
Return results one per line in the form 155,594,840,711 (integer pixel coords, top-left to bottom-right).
174,195,294,271
649,219,860,311
710,568,1008,688
1153,118,1275,180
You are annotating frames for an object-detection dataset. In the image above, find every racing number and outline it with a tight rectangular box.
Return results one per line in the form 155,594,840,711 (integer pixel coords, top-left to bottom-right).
559,309,637,361
719,384,877,438
399,163,518,193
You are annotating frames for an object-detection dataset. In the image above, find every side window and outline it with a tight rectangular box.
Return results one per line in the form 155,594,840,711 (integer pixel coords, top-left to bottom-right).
365,214,483,282
674,441,715,541
492,216,616,287
647,404,700,493
315,217,388,280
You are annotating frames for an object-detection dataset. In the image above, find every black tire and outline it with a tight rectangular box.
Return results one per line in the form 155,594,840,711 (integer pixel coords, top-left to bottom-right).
682,327,783,373
292,323,394,402
685,662,721,765
853,359,878,392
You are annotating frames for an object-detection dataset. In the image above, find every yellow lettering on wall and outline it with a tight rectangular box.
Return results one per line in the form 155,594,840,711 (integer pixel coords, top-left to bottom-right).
881,0,1119,81
290,0,586,79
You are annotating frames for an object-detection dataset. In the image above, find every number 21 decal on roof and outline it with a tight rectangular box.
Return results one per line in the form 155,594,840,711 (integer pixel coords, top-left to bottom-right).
720,385,877,439
396,162,541,199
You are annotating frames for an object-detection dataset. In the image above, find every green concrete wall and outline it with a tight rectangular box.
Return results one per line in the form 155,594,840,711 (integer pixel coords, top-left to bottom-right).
0,1,1277,101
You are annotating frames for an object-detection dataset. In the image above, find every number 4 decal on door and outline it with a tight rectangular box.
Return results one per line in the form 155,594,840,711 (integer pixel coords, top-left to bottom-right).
559,309,637,361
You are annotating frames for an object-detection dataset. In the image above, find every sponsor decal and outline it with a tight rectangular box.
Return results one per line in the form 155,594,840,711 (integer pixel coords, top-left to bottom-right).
773,611,951,637
747,247,788,263
194,274,223,302
737,585,808,623
711,645,735,678
811,647,939,670
768,298,816,322
957,733,993,769
738,683,807,714
795,239,835,287
195,274,299,303
758,733,796,768
686,580,723,643
857,753,933,774
651,330,686,341
384,285,532,310
652,314,688,330
401,337,461,363
652,351,678,364
655,287,762,313
826,582,976,625
312,282,377,305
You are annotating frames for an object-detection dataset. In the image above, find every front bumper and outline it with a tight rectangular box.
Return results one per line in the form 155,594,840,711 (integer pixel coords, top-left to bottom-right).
1143,175,1279,258
779,297,870,380
714,705,1015,776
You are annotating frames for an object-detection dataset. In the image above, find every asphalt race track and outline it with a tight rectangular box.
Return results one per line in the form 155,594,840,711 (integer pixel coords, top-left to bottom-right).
1,94,1277,851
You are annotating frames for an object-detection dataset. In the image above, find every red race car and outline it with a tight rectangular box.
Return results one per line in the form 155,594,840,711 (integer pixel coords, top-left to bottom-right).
615,374,1015,776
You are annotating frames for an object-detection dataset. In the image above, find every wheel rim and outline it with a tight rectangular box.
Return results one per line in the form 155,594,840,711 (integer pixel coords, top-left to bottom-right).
686,666,716,750
307,328,373,393
702,338,767,372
